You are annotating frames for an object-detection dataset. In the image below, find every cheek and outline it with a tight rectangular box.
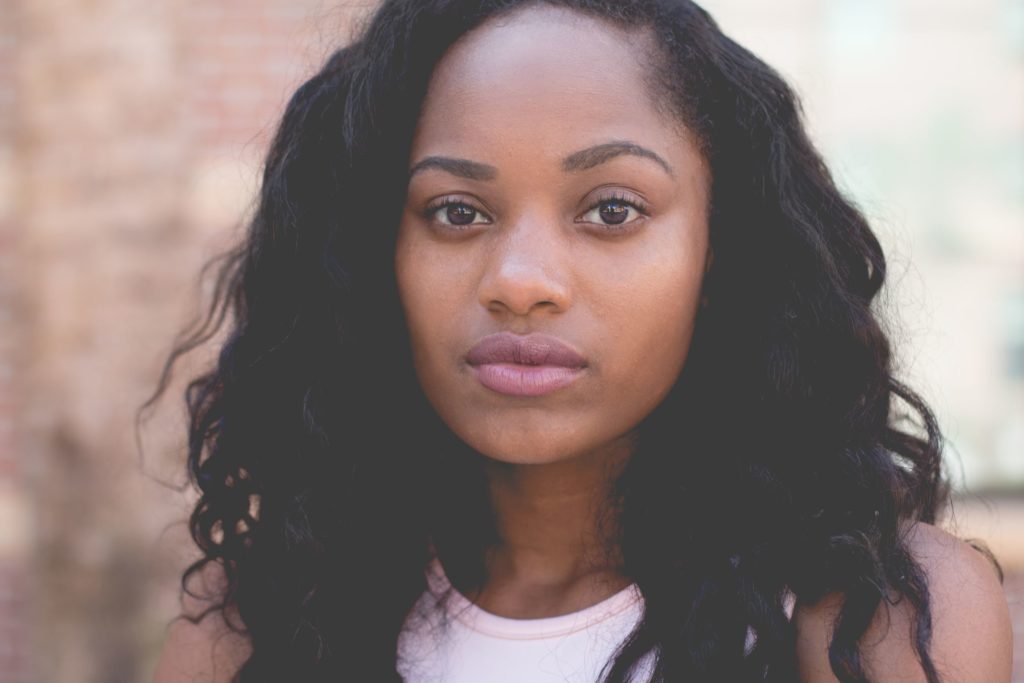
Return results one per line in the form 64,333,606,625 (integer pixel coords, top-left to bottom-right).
394,235,464,386
597,247,704,398
394,234,432,359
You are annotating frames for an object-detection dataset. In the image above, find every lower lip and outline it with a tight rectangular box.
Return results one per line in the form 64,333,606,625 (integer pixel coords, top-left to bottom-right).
470,363,584,397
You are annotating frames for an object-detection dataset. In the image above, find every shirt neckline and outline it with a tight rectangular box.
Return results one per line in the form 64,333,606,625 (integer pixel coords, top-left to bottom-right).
425,557,643,640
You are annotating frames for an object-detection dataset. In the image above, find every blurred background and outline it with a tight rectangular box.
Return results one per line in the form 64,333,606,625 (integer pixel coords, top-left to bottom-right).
0,0,1020,681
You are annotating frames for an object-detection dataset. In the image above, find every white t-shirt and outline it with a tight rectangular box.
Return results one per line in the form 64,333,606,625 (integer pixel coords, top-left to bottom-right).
396,558,796,683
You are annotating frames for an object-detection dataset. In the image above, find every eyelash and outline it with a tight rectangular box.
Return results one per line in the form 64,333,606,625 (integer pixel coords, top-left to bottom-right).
422,192,650,233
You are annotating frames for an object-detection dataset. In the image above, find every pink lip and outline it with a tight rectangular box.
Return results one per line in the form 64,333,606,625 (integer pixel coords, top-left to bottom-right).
465,332,587,397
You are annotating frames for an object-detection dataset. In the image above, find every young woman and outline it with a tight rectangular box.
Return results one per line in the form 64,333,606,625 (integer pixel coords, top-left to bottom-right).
152,1,1013,681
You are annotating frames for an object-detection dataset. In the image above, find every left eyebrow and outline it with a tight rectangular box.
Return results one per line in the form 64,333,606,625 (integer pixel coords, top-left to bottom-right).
406,139,675,181
562,141,675,179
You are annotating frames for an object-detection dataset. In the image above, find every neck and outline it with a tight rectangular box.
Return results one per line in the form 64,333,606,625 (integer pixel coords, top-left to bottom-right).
463,433,635,615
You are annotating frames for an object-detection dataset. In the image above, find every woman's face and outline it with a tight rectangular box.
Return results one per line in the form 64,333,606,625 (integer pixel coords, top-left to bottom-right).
395,5,711,466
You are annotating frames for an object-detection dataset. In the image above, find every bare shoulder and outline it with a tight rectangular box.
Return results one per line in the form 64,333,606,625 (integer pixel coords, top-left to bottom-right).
153,560,253,683
794,521,1013,682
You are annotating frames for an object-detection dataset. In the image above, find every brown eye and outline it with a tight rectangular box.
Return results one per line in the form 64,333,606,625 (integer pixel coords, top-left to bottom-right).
424,198,491,229
598,200,630,225
446,204,478,225
579,193,648,230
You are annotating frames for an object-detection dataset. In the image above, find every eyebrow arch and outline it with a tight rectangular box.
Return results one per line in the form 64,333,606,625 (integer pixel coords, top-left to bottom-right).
408,140,675,181
562,141,675,179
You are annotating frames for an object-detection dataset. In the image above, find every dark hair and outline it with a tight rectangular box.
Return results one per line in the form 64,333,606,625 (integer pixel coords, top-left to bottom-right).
143,1,983,680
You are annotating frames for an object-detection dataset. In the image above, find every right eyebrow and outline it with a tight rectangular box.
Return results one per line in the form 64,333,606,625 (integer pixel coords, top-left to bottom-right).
408,157,498,182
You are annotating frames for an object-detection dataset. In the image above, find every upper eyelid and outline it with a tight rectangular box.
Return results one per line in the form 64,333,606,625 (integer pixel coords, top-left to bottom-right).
590,190,649,211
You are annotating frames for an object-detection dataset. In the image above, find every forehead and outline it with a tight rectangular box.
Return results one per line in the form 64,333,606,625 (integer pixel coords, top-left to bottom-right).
411,5,695,165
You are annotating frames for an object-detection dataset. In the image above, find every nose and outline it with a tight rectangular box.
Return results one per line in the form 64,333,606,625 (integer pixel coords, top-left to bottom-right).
477,213,571,318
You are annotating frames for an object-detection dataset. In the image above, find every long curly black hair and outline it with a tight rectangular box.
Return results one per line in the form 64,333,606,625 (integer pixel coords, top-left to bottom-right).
143,0,974,680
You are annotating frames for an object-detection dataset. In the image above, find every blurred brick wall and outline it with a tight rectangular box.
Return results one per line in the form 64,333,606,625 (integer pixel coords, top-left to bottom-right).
1,0,29,680
2,1,358,681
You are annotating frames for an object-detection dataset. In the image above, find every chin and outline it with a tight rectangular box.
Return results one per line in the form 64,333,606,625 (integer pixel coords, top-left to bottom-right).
461,433,574,466
454,419,614,467
477,449,575,467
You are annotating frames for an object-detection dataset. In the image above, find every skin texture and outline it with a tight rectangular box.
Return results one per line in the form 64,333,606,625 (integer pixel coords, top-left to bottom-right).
394,5,711,617
794,522,1013,682
154,560,251,683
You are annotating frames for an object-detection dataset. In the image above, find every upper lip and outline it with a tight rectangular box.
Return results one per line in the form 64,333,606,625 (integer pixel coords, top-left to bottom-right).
466,332,588,368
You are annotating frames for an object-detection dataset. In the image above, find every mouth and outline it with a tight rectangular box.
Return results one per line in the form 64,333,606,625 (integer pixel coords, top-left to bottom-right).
465,332,588,397
468,362,585,397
